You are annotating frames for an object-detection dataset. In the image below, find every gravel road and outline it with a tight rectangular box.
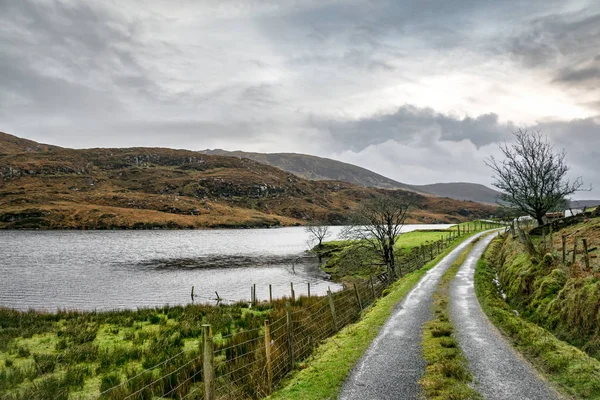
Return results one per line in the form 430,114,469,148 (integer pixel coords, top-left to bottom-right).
450,233,564,400
339,232,488,400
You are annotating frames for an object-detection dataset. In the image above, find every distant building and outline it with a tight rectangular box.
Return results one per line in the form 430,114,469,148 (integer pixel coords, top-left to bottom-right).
565,209,584,217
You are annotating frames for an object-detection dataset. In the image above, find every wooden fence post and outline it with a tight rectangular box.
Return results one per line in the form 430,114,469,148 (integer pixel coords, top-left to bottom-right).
191,286,194,301
562,235,566,264
286,302,294,369
202,324,214,400
269,284,273,304
290,282,295,302
264,319,272,392
583,238,590,270
327,289,338,331
253,284,257,305
307,282,311,298
572,238,578,265
353,283,363,311
369,275,376,300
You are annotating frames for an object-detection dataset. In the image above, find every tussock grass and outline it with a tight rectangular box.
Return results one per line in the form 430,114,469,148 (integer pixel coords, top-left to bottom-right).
475,237,600,399
419,244,481,400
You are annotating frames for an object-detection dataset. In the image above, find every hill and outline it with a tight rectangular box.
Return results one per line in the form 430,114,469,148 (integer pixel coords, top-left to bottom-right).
0,131,59,155
412,182,501,205
201,149,418,192
200,149,504,204
0,132,494,229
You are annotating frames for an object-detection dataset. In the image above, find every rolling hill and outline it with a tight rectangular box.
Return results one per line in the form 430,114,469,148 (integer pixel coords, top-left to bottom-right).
201,149,502,204
0,132,495,229
413,182,501,205
201,149,418,192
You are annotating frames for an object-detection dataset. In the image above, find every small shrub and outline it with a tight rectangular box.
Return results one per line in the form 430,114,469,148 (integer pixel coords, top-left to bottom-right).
34,353,58,375
100,372,122,393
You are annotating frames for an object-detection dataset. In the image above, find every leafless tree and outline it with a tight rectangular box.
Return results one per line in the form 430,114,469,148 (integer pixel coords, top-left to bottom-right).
485,130,584,226
342,196,411,280
305,224,331,248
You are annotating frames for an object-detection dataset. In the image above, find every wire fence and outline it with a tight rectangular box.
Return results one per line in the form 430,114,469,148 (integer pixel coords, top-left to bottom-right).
95,221,503,400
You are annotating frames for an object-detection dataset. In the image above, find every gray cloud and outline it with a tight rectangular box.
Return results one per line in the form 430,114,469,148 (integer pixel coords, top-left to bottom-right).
317,106,514,152
555,65,600,84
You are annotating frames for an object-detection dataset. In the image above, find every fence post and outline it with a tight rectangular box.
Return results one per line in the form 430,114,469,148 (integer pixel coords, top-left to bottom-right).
253,283,257,305
191,286,195,301
583,238,590,270
572,238,578,265
290,282,295,302
353,283,363,311
307,282,311,298
369,275,376,300
327,289,338,331
562,235,566,264
286,301,294,369
202,324,214,400
269,284,273,304
264,319,272,393
458,225,461,236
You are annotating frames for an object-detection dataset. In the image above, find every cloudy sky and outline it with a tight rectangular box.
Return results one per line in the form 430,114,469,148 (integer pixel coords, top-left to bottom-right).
1,0,599,198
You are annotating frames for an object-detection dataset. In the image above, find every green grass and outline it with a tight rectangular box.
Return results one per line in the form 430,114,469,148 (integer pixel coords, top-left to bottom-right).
268,231,484,400
475,237,600,399
0,302,270,399
420,243,482,400
320,221,500,281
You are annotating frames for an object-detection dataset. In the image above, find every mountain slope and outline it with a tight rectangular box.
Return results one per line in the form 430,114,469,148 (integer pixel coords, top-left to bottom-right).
201,149,419,192
0,132,494,229
412,182,501,205
201,149,507,205
0,131,59,155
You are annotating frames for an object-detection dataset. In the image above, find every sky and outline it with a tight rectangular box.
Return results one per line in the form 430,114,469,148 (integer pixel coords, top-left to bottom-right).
1,0,599,199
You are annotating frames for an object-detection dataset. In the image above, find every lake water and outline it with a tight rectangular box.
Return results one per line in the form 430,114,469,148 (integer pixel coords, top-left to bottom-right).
0,224,452,312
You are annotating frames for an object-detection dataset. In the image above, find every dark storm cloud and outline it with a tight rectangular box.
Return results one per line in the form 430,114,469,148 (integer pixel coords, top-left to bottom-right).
318,106,514,152
555,66,600,84
507,11,600,67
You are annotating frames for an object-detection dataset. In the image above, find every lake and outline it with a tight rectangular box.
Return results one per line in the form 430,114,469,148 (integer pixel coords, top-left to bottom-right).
0,224,452,311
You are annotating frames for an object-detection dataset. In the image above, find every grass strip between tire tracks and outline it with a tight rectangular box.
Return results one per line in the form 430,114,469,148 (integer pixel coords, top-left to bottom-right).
475,237,600,399
420,241,482,400
268,231,485,400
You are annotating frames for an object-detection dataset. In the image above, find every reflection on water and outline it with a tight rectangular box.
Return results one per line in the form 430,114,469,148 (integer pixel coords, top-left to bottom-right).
0,224,452,311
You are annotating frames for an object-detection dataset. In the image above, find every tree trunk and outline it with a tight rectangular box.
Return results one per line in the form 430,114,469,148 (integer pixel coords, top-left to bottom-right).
536,216,544,226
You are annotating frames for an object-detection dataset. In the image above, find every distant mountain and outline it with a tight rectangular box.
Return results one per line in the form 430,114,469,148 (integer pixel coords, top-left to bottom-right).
0,132,495,229
411,182,502,205
201,149,504,204
200,149,420,192
569,200,600,209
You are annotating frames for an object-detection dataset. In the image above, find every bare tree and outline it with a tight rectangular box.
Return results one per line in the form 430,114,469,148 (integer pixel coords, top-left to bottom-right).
305,224,331,248
342,196,411,280
485,130,584,225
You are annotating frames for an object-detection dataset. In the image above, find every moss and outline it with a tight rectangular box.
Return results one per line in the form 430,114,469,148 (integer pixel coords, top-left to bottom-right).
476,237,600,399
493,233,600,359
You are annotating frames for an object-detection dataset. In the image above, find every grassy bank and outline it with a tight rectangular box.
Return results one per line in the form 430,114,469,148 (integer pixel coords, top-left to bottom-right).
475,237,600,399
420,242,481,400
268,230,485,400
494,217,600,358
320,221,499,281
